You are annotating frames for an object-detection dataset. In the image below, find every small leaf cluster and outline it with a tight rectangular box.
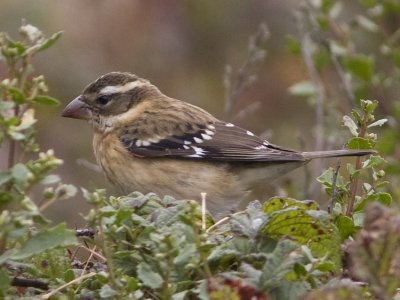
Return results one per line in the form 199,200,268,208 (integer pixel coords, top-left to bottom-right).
71,192,341,300
0,23,77,298
317,100,389,240
1,23,61,142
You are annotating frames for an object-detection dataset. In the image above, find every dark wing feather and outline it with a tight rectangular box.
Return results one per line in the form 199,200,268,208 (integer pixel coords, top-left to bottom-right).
120,121,305,162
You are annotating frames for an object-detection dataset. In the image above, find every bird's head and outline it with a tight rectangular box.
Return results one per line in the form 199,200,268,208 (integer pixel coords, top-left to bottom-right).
62,72,160,130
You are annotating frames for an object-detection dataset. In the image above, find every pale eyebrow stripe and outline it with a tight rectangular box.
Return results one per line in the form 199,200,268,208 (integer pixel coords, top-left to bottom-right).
99,80,146,95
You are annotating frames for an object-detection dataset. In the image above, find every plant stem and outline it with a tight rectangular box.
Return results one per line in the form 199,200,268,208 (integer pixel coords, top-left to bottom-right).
96,208,121,298
345,117,368,217
7,58,19,169
191,206,212,278
328,161,341,214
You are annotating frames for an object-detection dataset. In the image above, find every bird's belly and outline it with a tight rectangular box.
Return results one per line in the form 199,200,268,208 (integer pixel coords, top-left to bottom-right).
93,133,246,216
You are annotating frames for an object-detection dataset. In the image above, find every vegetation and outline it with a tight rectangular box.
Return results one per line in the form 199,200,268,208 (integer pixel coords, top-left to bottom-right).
1,1,400,299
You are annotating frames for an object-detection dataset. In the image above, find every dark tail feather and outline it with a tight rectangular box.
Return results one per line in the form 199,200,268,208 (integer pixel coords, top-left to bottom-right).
302,149,376,160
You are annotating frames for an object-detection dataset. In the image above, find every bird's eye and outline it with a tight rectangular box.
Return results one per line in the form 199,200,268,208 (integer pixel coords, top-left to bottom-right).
97,95,111,105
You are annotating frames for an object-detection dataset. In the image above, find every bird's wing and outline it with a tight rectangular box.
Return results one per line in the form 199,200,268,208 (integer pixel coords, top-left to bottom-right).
119,120,305,162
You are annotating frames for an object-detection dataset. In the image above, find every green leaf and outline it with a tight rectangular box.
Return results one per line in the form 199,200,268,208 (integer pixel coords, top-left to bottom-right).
8,223,78,260
293,262,307,277
258,239,300,290
6,39,27,55
353,212,364,227
365,192,392,206
342,115,358,136
321,0,335,13
99,284,119,298
316,168,346,190
137,261,163,289
317,16,330,30
174,244,197,267
316,261,335,272
33,95,60,106
263,197,319,213
342,116,358,136
347,163,360,178
8,87,25,104
0,192,13,205
0,172,12,186
261,198,341,267
63,269,75,282
0,269,10,291
286,35,301,55
4,116,19,126
362,155,386,168
38,31,62,51
125,276,139,292
41,174,60,185
314,47,331,70
336,215,356,240
347,137,374,150
11,163,31,186
288,81,316,97
343,55,374,81
361,99,378,114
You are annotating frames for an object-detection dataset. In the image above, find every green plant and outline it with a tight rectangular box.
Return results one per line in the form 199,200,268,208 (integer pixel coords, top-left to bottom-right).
75,192,339,300
0,22,77,298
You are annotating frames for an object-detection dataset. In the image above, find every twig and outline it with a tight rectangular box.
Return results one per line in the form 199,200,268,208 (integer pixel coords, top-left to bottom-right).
345,117,368,217
346,156,363,217
78,244,106,262
40,272,96,300
223,23,269,120
232,101,261,122
74,245,98,293
206,211,247,233
300,32,326,153
76,158,102,173
330,47,355,107
328,161,341,214
297,10,327,198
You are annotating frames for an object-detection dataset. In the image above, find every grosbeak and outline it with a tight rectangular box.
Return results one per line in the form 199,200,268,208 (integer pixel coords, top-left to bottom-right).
62,72,373,217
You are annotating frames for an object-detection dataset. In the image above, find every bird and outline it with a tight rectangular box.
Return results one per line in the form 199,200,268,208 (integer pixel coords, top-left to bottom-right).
62,72,374,218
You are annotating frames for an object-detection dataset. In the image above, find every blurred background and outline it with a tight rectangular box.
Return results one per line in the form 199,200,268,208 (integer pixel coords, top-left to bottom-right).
1,0,399,225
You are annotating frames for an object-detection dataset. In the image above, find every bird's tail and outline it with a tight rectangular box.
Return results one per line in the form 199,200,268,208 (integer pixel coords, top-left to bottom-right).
302,149,375,160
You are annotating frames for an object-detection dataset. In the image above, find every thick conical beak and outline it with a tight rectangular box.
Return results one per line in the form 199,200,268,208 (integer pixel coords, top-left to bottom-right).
62,96,89,120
